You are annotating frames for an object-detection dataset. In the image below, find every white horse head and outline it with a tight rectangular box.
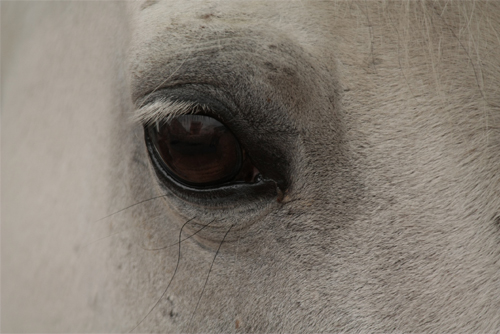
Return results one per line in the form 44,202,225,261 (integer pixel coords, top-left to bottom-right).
3,1,500,332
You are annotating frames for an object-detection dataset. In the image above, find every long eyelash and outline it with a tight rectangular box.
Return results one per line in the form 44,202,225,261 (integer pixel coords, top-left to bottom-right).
85,211,172,248
94,194,168,223
188,223,235,328
130,216,197,333
132,99,210,126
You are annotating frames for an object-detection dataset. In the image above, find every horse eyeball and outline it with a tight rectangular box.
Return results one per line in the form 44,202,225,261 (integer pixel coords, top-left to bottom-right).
147,115,258,187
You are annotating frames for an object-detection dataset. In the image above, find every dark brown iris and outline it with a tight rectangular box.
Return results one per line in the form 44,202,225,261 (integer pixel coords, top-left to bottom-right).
148,115,260,187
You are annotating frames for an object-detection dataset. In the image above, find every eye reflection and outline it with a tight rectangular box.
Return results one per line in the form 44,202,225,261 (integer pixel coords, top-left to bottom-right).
147,115,260,188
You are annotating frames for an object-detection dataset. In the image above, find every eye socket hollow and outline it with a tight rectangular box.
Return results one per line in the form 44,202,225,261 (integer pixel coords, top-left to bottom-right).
146,114,260,188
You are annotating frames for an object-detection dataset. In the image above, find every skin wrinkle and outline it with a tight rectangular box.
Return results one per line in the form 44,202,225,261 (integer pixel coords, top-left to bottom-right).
2,0,500,333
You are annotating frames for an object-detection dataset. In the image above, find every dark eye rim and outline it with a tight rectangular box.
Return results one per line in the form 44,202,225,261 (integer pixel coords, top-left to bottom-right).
139,85,291,205
144,120,280,206
145,114,247,189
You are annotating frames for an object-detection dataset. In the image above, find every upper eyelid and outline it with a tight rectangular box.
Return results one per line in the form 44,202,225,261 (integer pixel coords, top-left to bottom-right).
132,98,210,126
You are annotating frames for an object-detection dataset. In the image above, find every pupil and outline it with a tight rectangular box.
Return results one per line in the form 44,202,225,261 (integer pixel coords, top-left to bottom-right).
149,115,242,186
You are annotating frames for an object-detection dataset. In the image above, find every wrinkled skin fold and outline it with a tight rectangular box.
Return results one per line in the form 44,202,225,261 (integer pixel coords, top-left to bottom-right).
2,1,500,332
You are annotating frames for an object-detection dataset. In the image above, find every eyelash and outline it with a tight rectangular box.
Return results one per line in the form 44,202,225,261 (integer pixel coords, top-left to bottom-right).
133,99,207,126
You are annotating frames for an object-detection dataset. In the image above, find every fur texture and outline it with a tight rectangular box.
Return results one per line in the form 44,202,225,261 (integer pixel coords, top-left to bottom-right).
2,1,500,332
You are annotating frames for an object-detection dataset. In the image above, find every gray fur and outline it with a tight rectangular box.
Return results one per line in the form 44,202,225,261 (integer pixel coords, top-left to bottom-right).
2,1,500,332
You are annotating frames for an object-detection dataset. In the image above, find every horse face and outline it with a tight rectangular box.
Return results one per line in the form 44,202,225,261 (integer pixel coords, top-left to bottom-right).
3,1,500,332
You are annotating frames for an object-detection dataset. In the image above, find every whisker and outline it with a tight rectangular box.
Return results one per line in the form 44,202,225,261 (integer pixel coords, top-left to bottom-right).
129,216,195,333
188,223,235,327
88,211,171,248
95,194,167,222
141,219,216,251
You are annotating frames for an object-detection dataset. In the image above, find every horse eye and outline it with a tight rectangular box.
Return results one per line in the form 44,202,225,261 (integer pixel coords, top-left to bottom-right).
146,115,260,188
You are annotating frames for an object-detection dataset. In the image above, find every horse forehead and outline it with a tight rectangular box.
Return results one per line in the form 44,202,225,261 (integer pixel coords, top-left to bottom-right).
130,1,500,94
130,0,500,132
130,1,349,57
